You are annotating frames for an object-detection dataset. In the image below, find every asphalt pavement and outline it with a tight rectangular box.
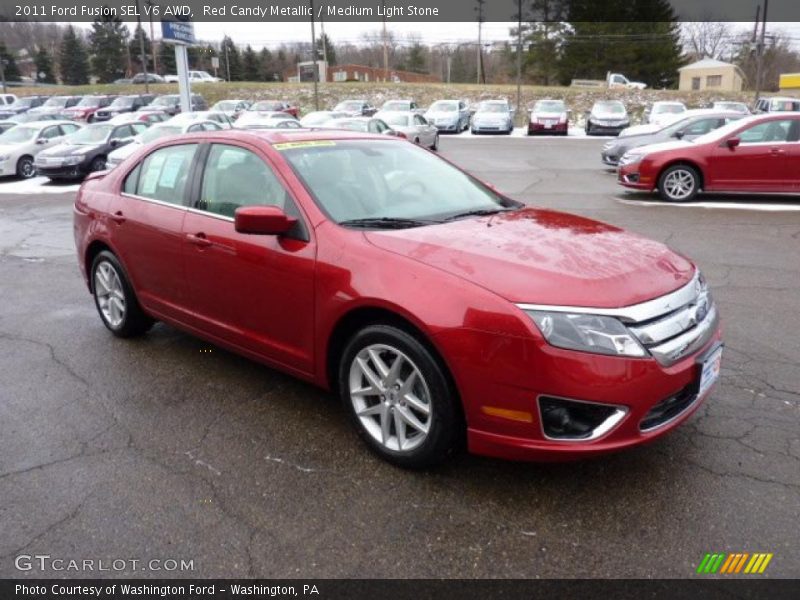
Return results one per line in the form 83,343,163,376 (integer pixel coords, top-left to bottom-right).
0,136,798,579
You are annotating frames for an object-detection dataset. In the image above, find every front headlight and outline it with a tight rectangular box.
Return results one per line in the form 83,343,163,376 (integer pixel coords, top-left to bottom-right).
63,155,84,165
525,310,647,357
619,151,646,166
0,154,9,162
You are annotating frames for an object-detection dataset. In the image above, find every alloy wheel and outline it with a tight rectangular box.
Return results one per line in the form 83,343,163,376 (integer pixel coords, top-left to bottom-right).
663,168,696,201
94,261,126,328
18,158,35,179
348,344,432,453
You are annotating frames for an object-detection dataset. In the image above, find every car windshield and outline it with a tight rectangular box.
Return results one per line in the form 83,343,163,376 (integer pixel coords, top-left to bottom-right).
42,97,70,107
11,98,36,108
654,104,685,114
714,102,745,112
212,101,237,111
337,101,363,111
138,125,182,143
301,112,335,125
383,101,409,110
478,103,508,113
534,100,564,112
150,96,178,106
594,102,625,114
0,126,37,143
76,97,104,107
381,114,411,126
110,97,134,108
430,101,457,112
769,99,800,111
69,124,112,144
281,139,517,225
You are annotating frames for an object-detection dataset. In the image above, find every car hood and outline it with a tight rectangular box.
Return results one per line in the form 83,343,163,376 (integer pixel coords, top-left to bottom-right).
591,111,628,120
426,111,459,119
109,142,140,160
0,142,29,154
532,111,564,119
38,143,102,157
620,124,660,137
364,208,694,307
634,140,694,155
474,112,509,119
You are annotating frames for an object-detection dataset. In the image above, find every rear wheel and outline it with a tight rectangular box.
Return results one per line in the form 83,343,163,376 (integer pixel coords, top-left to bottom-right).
339,324,462,468
91,251,153,338
431,134,439,151
658,164,700,202
16,156,35,179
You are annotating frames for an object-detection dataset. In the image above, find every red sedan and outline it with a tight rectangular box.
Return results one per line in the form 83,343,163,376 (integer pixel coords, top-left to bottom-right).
74,129,722,467
618,113,800,201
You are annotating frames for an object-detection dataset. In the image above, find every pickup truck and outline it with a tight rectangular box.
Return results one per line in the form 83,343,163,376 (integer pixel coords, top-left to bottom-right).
571,72,647,90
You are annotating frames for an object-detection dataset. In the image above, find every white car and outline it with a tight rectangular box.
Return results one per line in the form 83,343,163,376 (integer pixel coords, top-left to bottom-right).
0,120,81,178
106,120,222,169
189,70,223,83
620,108,720,137
376,111,439,150
424,100,471,133
299,111,348,127
210,99,251,119
234,111,299,129
0,93,18,107
646,101,687,127
471,100,515,135
168,111,234,129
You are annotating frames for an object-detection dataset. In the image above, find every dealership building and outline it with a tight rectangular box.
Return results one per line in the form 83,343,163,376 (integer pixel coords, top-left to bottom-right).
678,58,745,92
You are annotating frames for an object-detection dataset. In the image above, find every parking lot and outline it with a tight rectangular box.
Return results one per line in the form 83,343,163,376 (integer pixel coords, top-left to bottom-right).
0,135,798,579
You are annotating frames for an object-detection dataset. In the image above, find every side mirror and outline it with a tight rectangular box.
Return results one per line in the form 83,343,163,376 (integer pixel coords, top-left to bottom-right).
235,205,297,235
673,131,684,140
36,138,49,144
726,137,741,149
109,139,121,148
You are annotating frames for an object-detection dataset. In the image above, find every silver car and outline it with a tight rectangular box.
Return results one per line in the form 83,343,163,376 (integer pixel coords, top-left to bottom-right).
424,100,470,133
470,101,514,135
376,111,439,150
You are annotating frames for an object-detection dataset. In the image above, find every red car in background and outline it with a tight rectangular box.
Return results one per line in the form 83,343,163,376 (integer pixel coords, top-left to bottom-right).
73,129,721,467
246,100,299,118
528,99,569,135
63,95,117,123
618,113,800,202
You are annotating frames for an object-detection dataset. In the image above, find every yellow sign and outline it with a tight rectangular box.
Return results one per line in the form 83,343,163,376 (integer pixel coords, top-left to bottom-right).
273,141,337,151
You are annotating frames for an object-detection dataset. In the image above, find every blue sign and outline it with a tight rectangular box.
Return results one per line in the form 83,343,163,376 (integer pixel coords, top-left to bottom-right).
161,20,195,45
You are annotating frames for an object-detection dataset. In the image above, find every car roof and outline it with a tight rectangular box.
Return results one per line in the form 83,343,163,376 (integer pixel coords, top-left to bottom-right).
181,128,394,146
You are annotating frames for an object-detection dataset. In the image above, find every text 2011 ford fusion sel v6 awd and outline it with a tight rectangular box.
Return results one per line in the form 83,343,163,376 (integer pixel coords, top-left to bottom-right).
74,129,722,467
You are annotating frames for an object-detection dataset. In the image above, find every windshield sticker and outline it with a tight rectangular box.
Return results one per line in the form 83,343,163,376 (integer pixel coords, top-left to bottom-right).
273,140,337,151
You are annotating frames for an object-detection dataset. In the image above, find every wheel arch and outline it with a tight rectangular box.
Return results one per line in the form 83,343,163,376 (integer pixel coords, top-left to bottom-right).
84,240,114,292
657,159,705,190
324,305,459,406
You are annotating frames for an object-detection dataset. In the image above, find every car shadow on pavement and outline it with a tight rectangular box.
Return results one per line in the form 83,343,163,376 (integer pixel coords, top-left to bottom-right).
617,191,800,207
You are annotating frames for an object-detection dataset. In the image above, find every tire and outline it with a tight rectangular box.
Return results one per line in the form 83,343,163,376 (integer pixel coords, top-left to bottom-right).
16,156,35,179
89,156,107,172
338,324,462,468
87,114,95,123
658,164,700,203
413,137,420,145
430,134,439,151
90,251,154,338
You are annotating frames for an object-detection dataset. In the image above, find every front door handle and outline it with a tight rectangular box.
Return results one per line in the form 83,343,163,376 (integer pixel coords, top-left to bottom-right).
187,232,212,248
110,210,126,224
770,147,786,155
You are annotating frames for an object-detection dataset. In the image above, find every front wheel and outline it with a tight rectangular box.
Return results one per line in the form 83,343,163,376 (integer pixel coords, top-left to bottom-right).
339,325,462,468
89,156,106,172
658,164,700,202
16,156,35,179
91,251,154,337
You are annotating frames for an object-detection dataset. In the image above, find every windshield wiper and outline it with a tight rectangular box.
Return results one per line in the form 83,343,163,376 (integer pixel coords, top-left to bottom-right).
443,207,516,221
339,217,438,229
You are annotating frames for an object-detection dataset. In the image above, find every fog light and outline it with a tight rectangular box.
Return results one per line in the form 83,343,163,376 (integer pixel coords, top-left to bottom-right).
539,397,626,441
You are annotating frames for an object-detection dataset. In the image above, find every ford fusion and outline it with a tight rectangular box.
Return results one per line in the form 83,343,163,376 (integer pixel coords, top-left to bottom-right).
73,130,722,467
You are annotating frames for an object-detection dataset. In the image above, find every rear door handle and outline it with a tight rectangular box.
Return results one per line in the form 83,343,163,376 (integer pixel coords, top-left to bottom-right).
110,210,126,224
187,232,212,248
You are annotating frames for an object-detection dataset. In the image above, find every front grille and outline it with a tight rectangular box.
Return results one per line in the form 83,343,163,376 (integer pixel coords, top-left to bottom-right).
640,383,698,431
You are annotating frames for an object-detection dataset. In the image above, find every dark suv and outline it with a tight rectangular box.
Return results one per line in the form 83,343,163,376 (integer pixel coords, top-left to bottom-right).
93,95,156,121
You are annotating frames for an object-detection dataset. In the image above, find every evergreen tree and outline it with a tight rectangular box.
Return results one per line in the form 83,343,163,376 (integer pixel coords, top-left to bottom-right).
128,24,152,74
317,33,336,66
242,45,260,81
515,0,569,85
259,47,277,81
89,15,129,83
33,46,56,83
159,42,177,75
0,43,22,82
405,42,428,73
58,26,90,85
220,36,242,81
558,0,683,87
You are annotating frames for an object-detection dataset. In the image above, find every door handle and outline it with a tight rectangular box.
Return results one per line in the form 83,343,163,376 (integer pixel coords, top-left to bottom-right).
187,232,212,248
110,210,126,224
770,148,786,155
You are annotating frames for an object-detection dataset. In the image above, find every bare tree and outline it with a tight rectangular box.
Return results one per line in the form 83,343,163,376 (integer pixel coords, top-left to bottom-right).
682,21,734,62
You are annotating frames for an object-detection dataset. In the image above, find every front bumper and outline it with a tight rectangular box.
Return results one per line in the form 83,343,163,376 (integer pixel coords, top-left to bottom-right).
432,122,460,132
617,162,653,190
601,151,620,166
472,122,510,133
528,121,568,135
0,161,18,177
587,121,629,135
36,162,90,179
